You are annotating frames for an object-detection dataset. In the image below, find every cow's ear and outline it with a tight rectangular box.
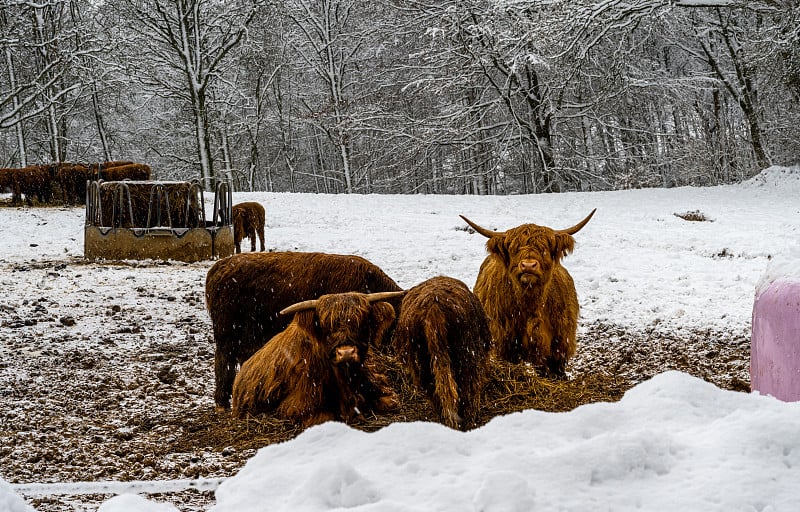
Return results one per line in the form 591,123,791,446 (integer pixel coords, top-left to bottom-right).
552,233,575,262
369,302,397,347
293,310,318,334
486,236,509,263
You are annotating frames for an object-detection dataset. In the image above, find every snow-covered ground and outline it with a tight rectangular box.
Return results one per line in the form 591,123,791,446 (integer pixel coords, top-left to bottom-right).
2,166,800,511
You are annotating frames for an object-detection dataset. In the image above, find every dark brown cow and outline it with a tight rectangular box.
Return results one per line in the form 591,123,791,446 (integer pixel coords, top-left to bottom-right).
460,210,596,377
205,251,404,409
0,168,16,197
55,163,92,205
89,160,135,174
232,202,266,253
392,276,491,430
231,291,404,427
13,165,53,205
98,163,151,182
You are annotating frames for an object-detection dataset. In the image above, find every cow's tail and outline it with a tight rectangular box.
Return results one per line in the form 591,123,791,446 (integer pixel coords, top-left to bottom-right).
424,311,461,429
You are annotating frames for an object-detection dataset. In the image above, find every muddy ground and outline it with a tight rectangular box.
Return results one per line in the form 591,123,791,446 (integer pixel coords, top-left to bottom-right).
0,258,751,511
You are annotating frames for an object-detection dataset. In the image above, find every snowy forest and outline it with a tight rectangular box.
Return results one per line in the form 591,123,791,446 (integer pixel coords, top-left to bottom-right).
1,0,799,195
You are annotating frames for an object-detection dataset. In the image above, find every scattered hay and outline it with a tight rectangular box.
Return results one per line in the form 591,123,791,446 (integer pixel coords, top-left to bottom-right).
674,210,712,222
481,360,626,418
713,248,734,259
169,351,630,454
96,181,203,228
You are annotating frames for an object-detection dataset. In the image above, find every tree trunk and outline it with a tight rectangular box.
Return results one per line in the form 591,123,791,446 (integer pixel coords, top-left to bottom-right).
91,84,111,161
3,43,27,166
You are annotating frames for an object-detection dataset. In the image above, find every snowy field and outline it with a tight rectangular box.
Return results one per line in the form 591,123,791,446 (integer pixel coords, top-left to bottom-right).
1,166,799,511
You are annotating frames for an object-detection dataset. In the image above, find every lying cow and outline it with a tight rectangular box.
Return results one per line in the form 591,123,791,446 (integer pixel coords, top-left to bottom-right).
231,291,405,427
460,209,596,377
392,276,491,430
205,251,403,410
231,201,266,253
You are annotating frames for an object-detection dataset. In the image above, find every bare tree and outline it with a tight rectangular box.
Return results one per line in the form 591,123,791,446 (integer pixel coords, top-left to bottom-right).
2,0,797,192
0,0,89,164
114,0,263,188
282,0,366,193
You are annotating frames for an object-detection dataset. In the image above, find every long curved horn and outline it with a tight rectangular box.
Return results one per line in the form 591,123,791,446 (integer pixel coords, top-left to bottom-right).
280,299,319,316
280,290,405,316
365,290,406,303
459,215,503,238
558,208,596,235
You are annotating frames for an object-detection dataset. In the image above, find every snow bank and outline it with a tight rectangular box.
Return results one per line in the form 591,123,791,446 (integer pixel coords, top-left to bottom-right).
97,494,179,512
0,479,35,512
755,243,800,297
741,164,800,191
208,372,800,512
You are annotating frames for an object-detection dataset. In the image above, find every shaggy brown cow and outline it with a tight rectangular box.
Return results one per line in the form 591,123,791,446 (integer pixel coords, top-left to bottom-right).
98,163,151,182
11,165,53,205
460,209,596,378
206,251,404,409
0,168,16,196
89,160,135,174
55,163,92,205
231,291,404,427
232,202,266,253
0,168,26,205
392,276,491,430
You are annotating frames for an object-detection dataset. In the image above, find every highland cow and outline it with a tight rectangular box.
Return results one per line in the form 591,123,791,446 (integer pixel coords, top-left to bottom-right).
392,276,491,430
55,163,92,205
460,209,596,377
97,162,151,182
13,165,53,205
232,201,266,253
89,160,135,175
0,168,16,197
231,291,404,427
205,251,403,409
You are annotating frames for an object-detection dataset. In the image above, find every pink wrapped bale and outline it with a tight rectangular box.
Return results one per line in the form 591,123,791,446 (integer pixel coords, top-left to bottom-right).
751,257,800,402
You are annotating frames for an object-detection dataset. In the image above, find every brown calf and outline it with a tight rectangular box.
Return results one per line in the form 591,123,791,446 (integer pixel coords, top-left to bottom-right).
232,202,266,253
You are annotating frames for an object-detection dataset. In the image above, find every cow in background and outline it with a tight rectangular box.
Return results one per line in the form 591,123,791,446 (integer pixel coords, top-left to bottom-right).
231,201,266,253
6,165,54,206
0,168,16,198
97,162,151,182
54,163,92,205
460,209,596,377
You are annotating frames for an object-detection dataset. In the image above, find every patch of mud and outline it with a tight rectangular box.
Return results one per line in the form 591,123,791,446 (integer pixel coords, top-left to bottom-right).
0,259,751,511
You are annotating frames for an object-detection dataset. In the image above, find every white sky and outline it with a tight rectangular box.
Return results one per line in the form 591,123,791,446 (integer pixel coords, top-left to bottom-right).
2,165,800,511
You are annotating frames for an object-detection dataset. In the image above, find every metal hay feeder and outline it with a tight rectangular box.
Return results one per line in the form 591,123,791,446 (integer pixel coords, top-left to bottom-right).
84,180,234,262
